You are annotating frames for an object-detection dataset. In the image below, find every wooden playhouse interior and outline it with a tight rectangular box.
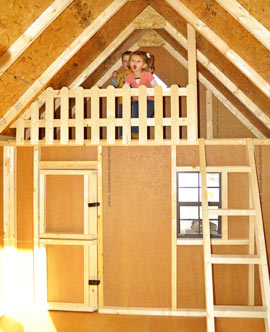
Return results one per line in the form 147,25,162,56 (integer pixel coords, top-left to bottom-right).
1,1,270,332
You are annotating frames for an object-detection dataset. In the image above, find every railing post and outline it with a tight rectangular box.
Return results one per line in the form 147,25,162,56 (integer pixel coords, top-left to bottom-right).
187,84,197,141
107,86,115,144
154,85,163,144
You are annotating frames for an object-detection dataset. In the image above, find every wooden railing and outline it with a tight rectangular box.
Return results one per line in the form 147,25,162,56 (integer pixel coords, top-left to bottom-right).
15,84,197,145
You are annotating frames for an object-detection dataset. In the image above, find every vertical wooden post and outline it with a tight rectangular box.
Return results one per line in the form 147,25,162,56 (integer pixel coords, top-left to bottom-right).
199,139,215,332
206,90,213,139
248,175,255,306
3,146,17,309
97,146,104,309
16,118,25,145
171,145,177,310
221,172,228,240
187,24,198,140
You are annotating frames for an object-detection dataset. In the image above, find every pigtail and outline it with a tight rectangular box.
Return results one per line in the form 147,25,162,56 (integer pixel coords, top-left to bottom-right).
145,52,155,73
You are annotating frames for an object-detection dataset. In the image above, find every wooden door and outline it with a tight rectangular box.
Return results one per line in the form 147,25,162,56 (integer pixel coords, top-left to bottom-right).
35,169,98,312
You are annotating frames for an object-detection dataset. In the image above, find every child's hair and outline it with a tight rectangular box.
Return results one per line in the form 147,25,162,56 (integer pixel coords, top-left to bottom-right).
121,51,131,61
130,51,155,73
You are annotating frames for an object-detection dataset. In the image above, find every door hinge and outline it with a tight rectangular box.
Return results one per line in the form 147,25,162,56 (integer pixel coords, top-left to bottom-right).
88,280,100,286
88,202,100,207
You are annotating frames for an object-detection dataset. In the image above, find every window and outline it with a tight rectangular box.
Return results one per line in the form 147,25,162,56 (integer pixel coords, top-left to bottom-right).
177,172,222,238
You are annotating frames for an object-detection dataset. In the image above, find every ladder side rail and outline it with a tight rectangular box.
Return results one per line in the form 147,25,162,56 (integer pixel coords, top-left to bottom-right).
247,139,270,332
199,139,215,332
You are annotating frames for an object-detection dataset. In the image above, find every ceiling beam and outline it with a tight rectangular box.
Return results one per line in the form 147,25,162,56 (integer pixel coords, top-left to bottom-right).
216,0,270,51
0,0,128,133
165,0,270,99
0,0,73,76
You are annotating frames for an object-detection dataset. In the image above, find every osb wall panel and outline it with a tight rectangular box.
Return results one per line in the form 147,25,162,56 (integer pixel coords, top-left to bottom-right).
0,147,3,248
40,146,97,161
17,147,33,246
50,0,148,89
47,245,84,303
177,0,270,83
0,0,114,117
0,0,54,56
237,0,270,29
102,146,171,308
212,95,256,139
45,175,84,233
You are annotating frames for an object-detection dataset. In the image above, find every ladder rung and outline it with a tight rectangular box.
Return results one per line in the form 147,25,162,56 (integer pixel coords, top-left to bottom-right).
210,254,261,264
214,305,266,318
208,208,256,216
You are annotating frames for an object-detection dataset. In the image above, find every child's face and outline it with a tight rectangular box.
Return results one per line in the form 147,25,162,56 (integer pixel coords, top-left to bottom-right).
129,54,146,73
122,54,130,70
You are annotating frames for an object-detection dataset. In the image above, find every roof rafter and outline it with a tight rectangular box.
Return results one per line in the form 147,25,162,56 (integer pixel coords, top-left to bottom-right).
0,0,128,133
164,22,270,129
165,0,270,99
216,0,270,51
0,0,73,76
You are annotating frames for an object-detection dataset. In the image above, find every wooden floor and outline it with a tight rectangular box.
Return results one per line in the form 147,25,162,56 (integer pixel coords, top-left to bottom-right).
0,310,266,332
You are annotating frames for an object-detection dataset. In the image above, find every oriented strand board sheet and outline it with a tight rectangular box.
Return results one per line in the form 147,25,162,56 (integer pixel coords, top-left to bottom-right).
17,147,34,244
237,0,270,29
177,246,205,308
103,146,171,308
45,175,84,233
46,244,84,303
0,0,54,56
206,145,248,166
176,145,199,166
41,146,97,161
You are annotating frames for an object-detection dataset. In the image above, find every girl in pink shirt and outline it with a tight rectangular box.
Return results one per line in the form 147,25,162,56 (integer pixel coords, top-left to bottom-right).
124,51,157,137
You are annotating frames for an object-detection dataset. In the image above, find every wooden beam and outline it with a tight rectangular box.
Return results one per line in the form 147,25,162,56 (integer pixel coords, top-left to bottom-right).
0,0,128,133
69,23,135,89
216,0,270,51
165,0,270,98
0,0,73,76
165,22,270,130
206,90,213,139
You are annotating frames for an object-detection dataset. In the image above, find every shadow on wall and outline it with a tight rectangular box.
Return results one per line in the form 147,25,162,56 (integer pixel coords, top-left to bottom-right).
0,315,24,332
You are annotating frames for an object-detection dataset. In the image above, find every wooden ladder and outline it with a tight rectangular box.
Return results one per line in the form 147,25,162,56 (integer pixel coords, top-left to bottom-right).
199,138,270,332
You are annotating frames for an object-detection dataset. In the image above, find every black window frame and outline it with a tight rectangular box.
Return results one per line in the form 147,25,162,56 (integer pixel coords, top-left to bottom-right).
177,171,222,238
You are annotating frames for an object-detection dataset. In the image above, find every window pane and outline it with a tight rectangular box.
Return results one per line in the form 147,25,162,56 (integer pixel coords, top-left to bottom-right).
180,206,198,219
198,173,220,187
200,206,218,220
178,188,198,202
178,172,198,187
207,173,220,187
210,220,219,235
199,188,220,202
180,220,200,235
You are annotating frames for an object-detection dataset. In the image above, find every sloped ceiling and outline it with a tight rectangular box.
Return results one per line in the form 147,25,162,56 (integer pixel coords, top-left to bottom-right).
0,0,269,137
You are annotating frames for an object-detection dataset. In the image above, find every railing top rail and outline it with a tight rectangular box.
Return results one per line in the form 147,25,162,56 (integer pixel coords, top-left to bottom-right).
52,85,188,98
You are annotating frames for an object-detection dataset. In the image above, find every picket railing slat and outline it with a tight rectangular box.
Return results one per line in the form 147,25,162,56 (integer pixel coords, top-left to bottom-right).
60,87,69,145
45,87,54,145
154,85,163,143
138,86,147,144
75,87,84,145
